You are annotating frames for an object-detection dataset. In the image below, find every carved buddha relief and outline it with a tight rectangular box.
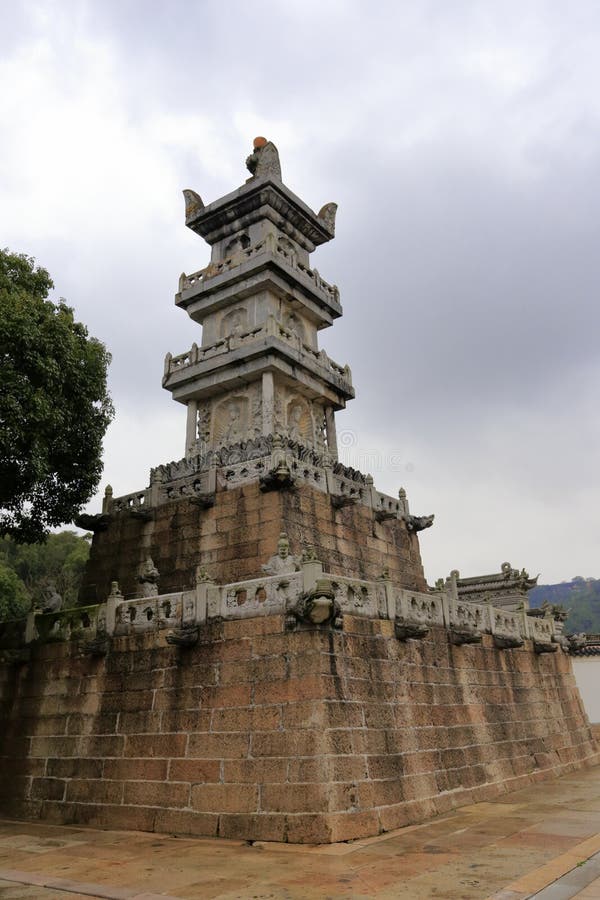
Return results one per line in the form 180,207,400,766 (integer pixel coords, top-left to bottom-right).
286,398,312,445
197,404,211,446
221,306,248,339
213,396,249,446
284,312,305,344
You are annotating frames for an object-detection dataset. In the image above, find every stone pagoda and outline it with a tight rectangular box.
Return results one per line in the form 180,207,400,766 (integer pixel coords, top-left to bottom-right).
167,136,350,466
79,138,429,603
1,138,596,847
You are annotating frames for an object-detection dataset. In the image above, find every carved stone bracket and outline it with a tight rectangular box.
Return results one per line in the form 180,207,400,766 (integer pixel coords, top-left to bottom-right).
74,513,111,532
375,509,397,523
533,640,558,655
259,466,296,492
286,579,342,630
128,508,154,522
404,514,435,533
82,635,110,656
166,626,199,648
331,494,358,510
394,618,429,641
450,627,482,646
189,493,216,509
493,633,524,650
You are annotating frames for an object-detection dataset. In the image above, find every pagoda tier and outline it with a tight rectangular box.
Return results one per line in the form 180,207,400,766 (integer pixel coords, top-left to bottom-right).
162,139,353,462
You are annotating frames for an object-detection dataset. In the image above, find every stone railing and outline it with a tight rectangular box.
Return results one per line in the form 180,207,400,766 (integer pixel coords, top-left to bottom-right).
177,235,341,311
114,592,184,635
10,560,561,657
393,587,558,650
163,319,352,394
329,575,386,618
109,488,151,514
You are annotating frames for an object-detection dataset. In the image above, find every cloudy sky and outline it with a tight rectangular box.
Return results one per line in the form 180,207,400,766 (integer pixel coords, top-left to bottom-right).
2,0,599,585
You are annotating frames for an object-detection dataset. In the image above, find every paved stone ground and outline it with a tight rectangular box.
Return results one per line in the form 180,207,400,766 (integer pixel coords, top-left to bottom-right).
0,766,600,899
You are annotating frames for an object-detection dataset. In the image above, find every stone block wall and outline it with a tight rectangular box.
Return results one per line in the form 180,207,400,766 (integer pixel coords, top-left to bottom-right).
80,482,427,604
0,615,597,843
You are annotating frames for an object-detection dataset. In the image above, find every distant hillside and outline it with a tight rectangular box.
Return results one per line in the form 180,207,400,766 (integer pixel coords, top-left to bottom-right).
529,578,600,635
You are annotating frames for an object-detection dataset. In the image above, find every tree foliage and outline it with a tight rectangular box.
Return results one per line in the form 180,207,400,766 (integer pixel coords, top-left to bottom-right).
0,530,91,620
0,562,31,621
529,578,600,634
0,249,114,542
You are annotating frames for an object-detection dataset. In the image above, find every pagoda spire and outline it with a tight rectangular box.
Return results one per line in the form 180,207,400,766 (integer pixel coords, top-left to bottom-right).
162,138,354,466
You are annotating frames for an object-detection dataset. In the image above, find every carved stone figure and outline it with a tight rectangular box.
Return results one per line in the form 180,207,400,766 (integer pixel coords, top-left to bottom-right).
41,581,63,613
285,312,304,342
214,399,248,446
197,405,211,446
221,307,247,339
262,533,300,575
404,514,435,533
245,137,282,180
287,400,311,444
138,557,159,598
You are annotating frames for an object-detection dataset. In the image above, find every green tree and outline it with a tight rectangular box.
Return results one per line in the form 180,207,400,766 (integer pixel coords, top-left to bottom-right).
0,249,114,542
0,562,31,621
0,531,91,610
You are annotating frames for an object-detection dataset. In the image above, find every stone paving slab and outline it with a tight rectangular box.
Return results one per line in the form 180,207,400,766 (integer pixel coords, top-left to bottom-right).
0,766,599,899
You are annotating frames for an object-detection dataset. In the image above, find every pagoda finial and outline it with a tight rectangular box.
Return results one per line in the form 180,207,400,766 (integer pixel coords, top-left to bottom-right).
246,137,282,180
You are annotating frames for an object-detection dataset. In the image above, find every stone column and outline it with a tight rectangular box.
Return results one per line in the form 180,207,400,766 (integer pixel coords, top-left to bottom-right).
262,371,275,435
325,406,338,460
185,399,198,457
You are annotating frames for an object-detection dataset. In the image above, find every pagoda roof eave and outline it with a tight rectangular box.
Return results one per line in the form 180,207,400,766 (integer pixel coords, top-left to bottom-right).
185,177,334,249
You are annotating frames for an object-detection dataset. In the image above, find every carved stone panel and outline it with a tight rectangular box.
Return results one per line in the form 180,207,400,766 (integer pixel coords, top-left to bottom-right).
213,396,249,446
220,306,248,339
286,397,313,445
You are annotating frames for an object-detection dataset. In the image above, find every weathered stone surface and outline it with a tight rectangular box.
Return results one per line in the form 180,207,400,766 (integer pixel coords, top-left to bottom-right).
0,615,597,844
79,480,427,604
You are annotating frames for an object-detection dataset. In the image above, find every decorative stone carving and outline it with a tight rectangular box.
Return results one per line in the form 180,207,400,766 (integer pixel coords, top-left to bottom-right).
259,436,295,492
492,610,525,649
534,640,559,654
197,405,211,446
138,558,159,598
493,633,524,650
284,311,304,342
251,384,262,438
166,626,199,648
221,307,248,339
183,188,204,221
83,635,110,656
286,578,341,629
286,399,312,444
318,202,338,235
41,582,62,613
450,627,482,646
331,494,358,509
245,137,282,180
404,514,435,533
214,397,248,446
74,512,110,532
395,618,430,640
261,533,301,576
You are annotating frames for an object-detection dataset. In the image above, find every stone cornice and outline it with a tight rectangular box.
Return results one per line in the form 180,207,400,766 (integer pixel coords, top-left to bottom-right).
185,177,334,251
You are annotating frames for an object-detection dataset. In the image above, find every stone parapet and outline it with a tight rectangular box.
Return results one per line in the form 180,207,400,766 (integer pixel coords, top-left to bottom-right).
162,324,353,405
29,569,558,651
175,236,342,327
